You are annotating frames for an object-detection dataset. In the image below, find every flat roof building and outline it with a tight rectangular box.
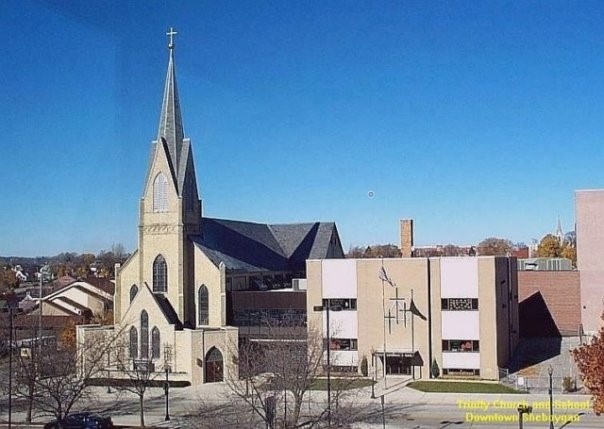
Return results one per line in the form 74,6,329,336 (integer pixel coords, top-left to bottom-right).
576,189,604,334
306,256,519,382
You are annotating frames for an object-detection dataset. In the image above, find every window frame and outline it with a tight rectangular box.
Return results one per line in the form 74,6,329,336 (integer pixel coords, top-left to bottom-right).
140,311,149,359
151,327,160,359
153,255,168,293
198,285,209,325
153,172,168,212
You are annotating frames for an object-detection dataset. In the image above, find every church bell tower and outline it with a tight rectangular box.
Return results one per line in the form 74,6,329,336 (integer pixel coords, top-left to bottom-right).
137,28,201,327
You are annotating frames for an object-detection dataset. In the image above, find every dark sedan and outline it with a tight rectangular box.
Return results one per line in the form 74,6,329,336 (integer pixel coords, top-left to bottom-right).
44,412,114,429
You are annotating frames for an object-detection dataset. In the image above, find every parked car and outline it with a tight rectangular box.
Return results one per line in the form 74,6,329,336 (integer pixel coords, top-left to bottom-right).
43,412,114,429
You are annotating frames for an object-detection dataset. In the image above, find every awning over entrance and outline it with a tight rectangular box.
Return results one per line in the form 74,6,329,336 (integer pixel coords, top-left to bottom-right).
373,349,424,366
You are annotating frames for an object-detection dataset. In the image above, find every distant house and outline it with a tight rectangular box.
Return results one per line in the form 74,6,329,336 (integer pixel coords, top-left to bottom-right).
27,277,113,320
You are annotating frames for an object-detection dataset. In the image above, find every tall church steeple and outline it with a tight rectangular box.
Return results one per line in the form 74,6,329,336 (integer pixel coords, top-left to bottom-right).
158,27,185,176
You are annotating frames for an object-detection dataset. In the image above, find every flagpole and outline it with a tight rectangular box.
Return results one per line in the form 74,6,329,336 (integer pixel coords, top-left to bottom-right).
411,288,415,354
381,258,387,389
411,288,415,380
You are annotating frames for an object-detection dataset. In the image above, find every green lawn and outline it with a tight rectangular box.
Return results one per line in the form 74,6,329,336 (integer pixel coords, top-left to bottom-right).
309,378,375,391
408,380,520,394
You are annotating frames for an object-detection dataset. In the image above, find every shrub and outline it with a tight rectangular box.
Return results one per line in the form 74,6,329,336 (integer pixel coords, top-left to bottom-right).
360,356,368,377
563,376,575,393
431,359,440,379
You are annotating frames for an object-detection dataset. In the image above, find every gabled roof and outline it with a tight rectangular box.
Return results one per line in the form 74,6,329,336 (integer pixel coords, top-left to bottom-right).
53,296,93,315
192,217,344,273
73,285,113,306
80,277,115,295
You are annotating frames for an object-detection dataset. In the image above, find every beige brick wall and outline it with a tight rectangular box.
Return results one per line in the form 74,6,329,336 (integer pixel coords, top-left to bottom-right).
115,251,139,322
193,247,224,327
307,257,515,381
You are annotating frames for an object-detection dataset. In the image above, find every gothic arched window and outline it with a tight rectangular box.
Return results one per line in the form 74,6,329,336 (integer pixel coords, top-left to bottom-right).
198,285,209,325
153,255,167,293
151,327,160,359
140,311,149,359
129,285,138,303
153,172,168,212
129,326,138,359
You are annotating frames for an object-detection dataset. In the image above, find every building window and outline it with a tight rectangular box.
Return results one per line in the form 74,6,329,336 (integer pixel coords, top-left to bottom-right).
153,255,167,293
233,309,306,327
151,327,160,359
153,172,168,212
441,298,478,311
198,285,209,325
443,368,480,377
129,285,138,303
129,326,138,359
442,340,480,352
327,338,358,351
322,298,357,310
140,311,149,359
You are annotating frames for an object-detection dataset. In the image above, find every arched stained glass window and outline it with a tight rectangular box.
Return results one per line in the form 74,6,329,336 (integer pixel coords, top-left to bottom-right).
153,173,168,212
153,255,167,293
198,285,209,325
151,327,160,359
205,347,223,383
140,311,149,359
129,326,138,359
129,285,138,303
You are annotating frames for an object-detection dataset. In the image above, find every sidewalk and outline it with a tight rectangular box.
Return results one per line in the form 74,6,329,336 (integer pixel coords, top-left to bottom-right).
1,381,594,428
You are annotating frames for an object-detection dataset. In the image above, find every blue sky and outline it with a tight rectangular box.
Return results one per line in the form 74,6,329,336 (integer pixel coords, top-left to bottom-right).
1,1,603,257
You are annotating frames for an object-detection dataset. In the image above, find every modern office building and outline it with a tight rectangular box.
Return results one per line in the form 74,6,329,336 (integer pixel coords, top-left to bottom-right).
306,256,519,381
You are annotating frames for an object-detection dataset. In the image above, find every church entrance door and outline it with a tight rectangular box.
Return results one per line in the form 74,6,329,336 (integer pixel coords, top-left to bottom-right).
205,347,224,383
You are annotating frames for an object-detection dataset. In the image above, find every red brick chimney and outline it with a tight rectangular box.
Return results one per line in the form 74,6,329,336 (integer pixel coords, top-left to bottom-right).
400,219,414,257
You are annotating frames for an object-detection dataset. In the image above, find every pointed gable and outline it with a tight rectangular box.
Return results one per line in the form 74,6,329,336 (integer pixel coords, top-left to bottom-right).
123,282,183,330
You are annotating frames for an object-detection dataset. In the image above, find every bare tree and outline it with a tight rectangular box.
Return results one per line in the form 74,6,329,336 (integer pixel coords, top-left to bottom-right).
14,326,119,423
111,338,165,428
477,237,513,256
225,316,352,429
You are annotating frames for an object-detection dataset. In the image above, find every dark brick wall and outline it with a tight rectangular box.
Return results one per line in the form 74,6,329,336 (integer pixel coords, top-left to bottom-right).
518,271,581,336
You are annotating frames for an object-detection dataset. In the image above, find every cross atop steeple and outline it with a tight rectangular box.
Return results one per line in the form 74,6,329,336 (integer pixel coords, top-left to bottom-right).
167,27,178,50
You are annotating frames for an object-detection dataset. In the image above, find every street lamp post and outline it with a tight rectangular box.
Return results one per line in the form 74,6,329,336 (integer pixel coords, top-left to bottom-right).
106,350,112,394
517,404,533,429
164,365,170,421
313,302,342,427
8,306,14,429
548,365,554,429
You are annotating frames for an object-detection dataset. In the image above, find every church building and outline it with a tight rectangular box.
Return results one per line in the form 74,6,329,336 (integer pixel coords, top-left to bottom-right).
78,30,344,385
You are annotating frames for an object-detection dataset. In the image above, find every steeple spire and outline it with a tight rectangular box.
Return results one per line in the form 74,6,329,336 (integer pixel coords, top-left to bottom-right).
158,27,185,171
555,217,564,243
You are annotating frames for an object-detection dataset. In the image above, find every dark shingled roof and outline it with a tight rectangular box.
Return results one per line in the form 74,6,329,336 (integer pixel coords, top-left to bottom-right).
192,217,343,273
153,293,183,330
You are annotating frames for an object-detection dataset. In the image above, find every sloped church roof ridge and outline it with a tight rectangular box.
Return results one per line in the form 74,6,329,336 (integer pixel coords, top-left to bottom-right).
193,217,341,272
